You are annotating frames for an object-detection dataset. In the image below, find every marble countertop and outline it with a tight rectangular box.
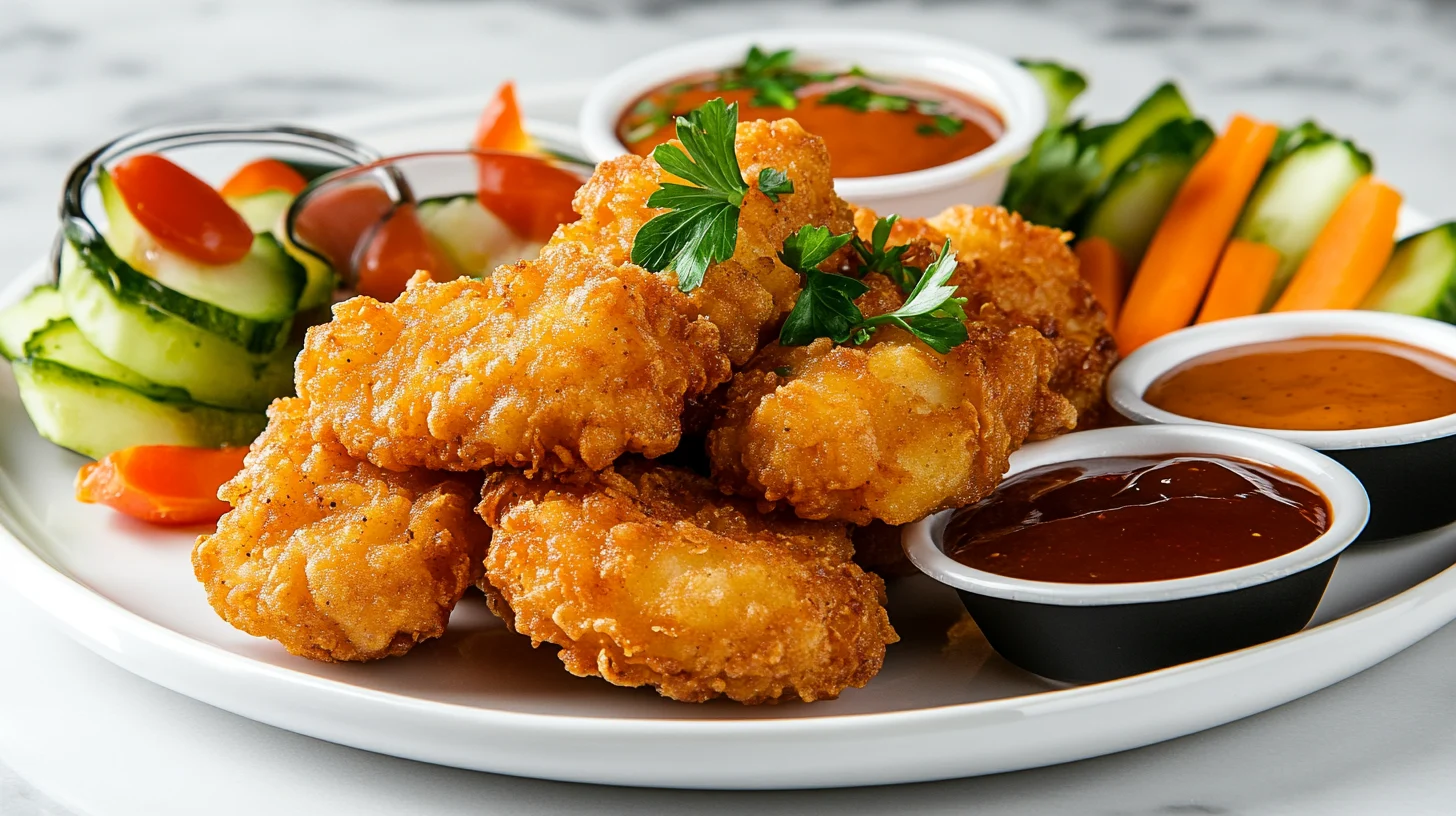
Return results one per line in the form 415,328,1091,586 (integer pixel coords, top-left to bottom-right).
4,0,1456,812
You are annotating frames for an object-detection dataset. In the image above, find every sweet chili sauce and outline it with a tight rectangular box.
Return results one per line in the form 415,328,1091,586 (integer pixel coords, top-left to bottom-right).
618,73,1002,178
943,455,1329,584
1145,335,1456,431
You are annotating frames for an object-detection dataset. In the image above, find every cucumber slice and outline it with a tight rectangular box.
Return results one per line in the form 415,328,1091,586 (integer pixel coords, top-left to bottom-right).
1360,224,1456,321
0,285,67,360
60,241,297,411
1017,60,1087,127
99,168,306,327
417,195,541,277
1234,127,1372,309
1086,83,1194,191
23,318,189,401
226,189,294,234
12,358,264,459
64,222,293,354
1080,119,1215,267
1000,122,1102,228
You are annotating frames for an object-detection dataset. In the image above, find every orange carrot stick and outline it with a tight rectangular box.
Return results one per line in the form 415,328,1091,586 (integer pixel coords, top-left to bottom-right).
1115,114,1280,352
76,445,248,526
1271,176,1402,312
1196,239,1282,324
1075,236,1128,325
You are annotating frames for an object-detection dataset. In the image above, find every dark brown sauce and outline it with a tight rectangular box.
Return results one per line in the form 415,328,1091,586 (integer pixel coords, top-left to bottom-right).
1145,335,1456,431
944,455,1330,584
618,76,1002,178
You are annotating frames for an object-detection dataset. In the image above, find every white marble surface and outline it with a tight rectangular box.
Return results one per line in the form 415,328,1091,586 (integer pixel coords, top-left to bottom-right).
4,0,1456,812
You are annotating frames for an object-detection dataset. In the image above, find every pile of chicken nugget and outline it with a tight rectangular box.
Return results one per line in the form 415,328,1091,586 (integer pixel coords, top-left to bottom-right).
191,118,1116,705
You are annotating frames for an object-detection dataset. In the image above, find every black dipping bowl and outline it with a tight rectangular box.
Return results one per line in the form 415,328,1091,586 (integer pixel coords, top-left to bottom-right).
904,426,1369,685
1109,310,1456,542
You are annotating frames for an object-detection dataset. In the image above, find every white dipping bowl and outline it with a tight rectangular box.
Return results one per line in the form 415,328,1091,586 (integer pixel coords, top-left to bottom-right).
578,29,1046,217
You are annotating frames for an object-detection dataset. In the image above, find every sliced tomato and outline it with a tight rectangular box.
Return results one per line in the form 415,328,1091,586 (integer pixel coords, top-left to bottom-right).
356,203,456,301
76,445,248,526
110,154,254,265
219,158,308,198
475,152,582,243
473,81,536,154
290,182,396,274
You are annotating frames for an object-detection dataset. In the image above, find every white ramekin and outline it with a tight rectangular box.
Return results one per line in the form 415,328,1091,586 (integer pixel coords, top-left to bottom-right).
578,29,1047,217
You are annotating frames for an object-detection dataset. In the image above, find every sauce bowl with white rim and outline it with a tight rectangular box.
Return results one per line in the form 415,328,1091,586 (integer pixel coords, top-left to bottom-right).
1110,310,1456,540
577,29,1046,217
904,424,1369,684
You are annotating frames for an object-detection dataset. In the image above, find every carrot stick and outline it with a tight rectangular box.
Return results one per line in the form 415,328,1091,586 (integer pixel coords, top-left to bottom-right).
76,445,248,526
1115,114,1280,352
473,80,537,154
1196,239,1281,324
1271,176,1402,312
1075,236,1128,325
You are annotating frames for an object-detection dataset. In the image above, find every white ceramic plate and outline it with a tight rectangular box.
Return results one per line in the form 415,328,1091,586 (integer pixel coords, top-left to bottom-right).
2,84,1455,790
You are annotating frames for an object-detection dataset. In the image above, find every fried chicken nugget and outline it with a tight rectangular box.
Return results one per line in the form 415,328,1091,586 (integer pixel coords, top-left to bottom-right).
551,118,854,365
479,460,898,704
193,398,489,662
296,246,729,474
709,274,1073,526
853,205,1118,424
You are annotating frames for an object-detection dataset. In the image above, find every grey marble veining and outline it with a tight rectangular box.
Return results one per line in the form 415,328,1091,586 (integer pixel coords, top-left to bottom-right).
3,1,1456,813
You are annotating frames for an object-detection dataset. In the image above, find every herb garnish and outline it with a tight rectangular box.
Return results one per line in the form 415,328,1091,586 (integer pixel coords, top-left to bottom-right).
818,84,968,138
630,98,793,292
777,225,969,353
917,114,967,137
718,46,839,109
851,215,920,293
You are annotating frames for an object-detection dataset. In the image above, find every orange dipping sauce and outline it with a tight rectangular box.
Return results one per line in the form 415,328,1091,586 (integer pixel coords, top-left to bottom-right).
618,74,1001,178
1145,335,1456,431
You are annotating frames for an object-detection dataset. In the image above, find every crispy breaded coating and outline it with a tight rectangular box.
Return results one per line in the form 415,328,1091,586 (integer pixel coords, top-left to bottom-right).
709,273,1073,525
550,119,853,365
193,398,489,662
479,460,897,704
296,249,729,475
853,205,1118,425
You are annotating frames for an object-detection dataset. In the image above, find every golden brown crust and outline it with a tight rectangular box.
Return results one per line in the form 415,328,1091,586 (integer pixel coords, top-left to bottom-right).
549,119,853,366
479,460,897,704
192,398,490,662
296,251,729,475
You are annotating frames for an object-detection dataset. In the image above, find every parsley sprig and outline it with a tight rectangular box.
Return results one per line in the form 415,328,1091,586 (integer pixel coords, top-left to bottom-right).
819,85,969,138
630,99,794,292
852,215,920,293
719,46,838,109
777,225,969,354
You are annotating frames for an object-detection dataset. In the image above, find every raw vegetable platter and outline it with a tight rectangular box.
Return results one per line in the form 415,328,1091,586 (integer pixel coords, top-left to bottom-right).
2,83,1456,790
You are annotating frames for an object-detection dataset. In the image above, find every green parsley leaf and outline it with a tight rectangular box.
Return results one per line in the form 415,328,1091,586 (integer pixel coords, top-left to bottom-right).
779,224,852,272
819,85,914,113
851,215,920,291
720,46,834,110
780,269,870,346
630,99,793,292
916,114,966,137
757,168,794,202
777,229,969,354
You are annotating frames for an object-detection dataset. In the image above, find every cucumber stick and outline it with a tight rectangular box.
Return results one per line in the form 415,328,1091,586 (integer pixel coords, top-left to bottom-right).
416,195,541,277
1080,118,1215,267
60,241,297,411
0,285,67,360
1086,83,1194,191
1017,60,1087,127
224,189,335,310
1235,127,1373,309
24,319,189,401
1361,224,1456,321
12,358,264,459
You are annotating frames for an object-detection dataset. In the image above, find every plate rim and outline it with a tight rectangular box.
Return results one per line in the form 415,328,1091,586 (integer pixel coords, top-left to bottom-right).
3,83,1456,787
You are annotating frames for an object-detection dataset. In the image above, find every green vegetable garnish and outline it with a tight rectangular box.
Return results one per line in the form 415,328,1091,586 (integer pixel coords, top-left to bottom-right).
819,85,913,113
718,46,838,110
777,225,969,353
999,121,1103,228
630,99,791,292
852,215,920,293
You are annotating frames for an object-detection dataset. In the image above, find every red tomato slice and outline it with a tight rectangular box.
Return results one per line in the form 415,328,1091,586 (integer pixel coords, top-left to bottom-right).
110,154,254,266
356,203,456,301
473,81,535,154
290,182,396,274
475,152,582,243
219,158,308,198
76,445,248,526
